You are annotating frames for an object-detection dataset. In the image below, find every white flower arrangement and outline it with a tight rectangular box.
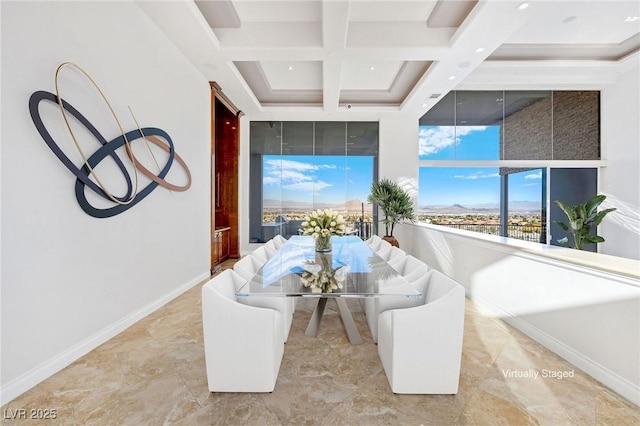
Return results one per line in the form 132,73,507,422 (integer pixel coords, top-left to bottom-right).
300,209,346,238
301,254,349,293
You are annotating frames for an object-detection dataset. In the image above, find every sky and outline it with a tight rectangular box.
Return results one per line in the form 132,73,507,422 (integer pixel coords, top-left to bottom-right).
263,155,373,204
418,125,543,207
262,125,542,209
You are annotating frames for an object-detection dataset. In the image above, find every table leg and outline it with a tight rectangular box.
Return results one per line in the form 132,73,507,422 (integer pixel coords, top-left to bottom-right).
305,298,328,337
334,299,364,345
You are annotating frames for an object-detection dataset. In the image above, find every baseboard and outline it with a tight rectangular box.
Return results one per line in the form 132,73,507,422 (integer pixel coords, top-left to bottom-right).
0,271,211,405
470,294,640,407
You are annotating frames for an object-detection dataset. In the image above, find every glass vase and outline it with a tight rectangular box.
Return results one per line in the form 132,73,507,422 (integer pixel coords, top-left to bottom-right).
315,234,332,252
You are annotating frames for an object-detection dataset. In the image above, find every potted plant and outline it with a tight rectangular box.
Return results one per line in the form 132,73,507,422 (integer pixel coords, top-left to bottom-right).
367,178,415,247
554,194,616,250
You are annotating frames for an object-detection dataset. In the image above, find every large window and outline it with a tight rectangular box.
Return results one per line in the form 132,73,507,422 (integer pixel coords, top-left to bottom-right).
419,90,601,249
250,121,378,243
419,166,502,236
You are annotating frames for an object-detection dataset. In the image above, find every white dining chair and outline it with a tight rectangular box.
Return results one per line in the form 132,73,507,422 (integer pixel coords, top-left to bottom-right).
251,245,270,263
375,241,393,260
272,234,288,248
365,235,383,251
392,255,429,282
365,273,430,343
383,246,406,265
233,255,294,342
233,254,265,281
264,240,278,258
377,270,465,394
202,269,285,392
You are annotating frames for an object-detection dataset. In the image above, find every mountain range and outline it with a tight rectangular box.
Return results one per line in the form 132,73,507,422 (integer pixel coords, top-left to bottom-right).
420,200,541,214
264,198,540,214
264,198,373,213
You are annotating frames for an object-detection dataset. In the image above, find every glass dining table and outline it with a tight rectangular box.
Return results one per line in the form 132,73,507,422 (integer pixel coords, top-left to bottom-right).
236,235,421,344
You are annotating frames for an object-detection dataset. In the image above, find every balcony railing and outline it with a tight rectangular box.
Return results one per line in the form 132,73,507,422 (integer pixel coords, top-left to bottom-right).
432,223,546,243
351,220,374,241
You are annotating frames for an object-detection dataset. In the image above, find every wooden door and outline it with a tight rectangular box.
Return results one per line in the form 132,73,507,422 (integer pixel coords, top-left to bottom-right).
210,83,240,272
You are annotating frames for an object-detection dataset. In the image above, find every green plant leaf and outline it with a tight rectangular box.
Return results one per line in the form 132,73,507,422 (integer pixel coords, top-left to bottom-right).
554,220,569,231
585,194,606,217
367,178,415,236
592,208,617,226
554,199,576,221
584,235,605,243
577,204,587,221
569,219,582,231
557,237,569,245
554,194,615,250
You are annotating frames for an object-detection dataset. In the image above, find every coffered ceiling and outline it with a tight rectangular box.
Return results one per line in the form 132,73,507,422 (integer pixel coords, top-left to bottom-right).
138,0,640,118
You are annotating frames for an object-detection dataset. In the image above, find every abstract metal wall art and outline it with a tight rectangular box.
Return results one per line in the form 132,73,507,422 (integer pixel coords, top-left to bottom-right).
29,62,192,218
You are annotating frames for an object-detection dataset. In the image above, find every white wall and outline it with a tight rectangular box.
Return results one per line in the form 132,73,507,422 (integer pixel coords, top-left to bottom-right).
600,61,640,260
1,1,211,402
395,222,640,405
378,114,420,235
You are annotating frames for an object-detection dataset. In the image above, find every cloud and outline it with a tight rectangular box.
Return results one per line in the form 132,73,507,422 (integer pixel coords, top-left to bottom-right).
419,125,488,156
524,171,542,180
282,181,332,192
520,182,539,187
263,157,334,193
265,158,316,173
263,176,279,185
453,171,499,180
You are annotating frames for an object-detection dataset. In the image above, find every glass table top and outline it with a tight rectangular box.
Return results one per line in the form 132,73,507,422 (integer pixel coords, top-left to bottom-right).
236,235,421,299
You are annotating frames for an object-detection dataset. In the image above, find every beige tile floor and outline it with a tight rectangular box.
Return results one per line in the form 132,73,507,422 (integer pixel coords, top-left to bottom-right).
3,260,639,425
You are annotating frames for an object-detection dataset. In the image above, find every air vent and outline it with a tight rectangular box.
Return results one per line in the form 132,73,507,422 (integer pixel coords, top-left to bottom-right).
429,94,441,99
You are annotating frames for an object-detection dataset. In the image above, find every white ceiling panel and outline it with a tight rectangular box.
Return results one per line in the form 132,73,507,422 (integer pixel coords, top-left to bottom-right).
139,0,640,116
506,1,640,45
341,61,404,90
232,0,321,22
260,61,322,90
348,1,436,22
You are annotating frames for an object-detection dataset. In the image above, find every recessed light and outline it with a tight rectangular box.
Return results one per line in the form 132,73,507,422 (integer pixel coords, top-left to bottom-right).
624,16,640,22
370,66,375,71
475,47,485,53
448,75,456,80
288,66,293,71
421,103,428,107
517,2,529,11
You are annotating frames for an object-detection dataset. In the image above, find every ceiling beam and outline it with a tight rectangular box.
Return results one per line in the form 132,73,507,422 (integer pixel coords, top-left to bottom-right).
321,0,350,113
401,0,536,118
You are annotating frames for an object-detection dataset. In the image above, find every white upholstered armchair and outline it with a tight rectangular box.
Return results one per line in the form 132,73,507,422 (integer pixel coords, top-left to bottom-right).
365,273,429,343
233,254,265,281
202,269,285,392
233,254,295,342
377,270,465,394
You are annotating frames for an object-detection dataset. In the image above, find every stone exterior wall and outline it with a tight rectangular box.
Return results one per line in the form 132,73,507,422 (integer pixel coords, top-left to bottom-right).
552,91,600,160
503,96,553,160
500,90,599,174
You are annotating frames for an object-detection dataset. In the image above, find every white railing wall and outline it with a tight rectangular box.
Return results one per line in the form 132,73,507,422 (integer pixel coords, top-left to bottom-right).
395,222,640,406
